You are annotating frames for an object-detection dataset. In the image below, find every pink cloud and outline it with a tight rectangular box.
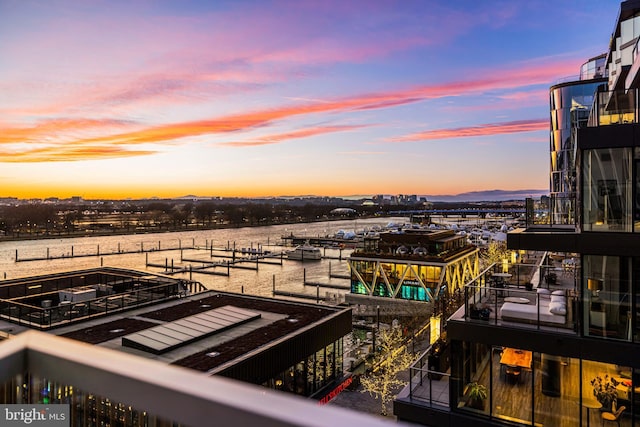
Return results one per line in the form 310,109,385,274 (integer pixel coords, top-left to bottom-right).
387,119,548,142
0,144,155,163
0,52,577,162
0,118,138,145
219,125,367,147
439,88,551,114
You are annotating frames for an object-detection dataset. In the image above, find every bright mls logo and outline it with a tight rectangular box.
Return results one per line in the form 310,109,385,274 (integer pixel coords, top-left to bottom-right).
1,405,69,426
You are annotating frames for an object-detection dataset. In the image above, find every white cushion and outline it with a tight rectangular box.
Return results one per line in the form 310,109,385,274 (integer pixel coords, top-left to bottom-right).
550,295,566,304
537,288,551,299
552,290,565,296
548,301,567,315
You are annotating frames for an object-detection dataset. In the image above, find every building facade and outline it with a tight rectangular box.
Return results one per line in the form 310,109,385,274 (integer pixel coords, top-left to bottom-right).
0,268,352,406
0,331,393,427
549,57,606,225
395,2,640,426
347,229,479,307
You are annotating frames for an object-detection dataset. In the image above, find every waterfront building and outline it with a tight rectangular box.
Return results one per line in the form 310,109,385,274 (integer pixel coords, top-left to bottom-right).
346,228,479,316
394,1,640,426
549,54,607,225
0,331,391,427
0,267,352,421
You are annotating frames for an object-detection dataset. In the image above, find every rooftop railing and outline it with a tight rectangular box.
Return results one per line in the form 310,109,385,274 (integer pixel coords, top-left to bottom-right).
0,280,204,329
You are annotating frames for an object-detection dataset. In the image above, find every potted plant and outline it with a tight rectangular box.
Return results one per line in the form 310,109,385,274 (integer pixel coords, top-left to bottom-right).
466,381,488,410
591,375,619,412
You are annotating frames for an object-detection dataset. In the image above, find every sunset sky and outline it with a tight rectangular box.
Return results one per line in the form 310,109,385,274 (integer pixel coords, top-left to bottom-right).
0,0,620,199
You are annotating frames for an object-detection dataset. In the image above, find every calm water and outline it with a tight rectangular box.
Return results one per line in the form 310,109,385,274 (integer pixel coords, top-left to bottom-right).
0,217,409,301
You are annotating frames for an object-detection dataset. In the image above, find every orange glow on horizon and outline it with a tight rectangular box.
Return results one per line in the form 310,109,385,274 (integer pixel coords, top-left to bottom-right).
3,179,543,201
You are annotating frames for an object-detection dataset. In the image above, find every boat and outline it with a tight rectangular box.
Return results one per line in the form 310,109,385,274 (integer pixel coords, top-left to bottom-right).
287,243,322,261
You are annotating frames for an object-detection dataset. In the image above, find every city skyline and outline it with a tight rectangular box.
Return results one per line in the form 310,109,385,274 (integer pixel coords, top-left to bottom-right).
0,0,619,199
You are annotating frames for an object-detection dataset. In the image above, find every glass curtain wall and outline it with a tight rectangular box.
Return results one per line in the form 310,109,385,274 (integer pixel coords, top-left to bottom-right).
350,260,443,301
1,373,166,426
582,361,636,427
608,13,640,88
582,148,633,232
550,81,602,225
453,341,640,425
583,255,632,341
267,339,343,397
635,148,640,232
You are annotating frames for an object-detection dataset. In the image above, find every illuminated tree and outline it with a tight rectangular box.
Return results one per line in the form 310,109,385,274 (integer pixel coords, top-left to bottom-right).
481,240,510,269
360,328,418,416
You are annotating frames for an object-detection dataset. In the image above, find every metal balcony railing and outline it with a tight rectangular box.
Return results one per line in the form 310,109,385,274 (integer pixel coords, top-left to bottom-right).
407,346,451,408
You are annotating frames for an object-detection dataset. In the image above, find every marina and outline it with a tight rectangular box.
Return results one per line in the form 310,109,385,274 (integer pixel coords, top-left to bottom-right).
0,218,406,303
0,215,523,304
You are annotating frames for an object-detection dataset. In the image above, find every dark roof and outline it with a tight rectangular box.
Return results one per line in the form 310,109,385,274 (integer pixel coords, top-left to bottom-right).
58,291,345,372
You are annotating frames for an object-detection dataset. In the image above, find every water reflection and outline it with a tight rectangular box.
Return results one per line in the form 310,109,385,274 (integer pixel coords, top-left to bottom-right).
0,217,408,300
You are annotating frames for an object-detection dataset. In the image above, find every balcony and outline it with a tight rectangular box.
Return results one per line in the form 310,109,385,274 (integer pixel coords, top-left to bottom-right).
522,196,577,231
0,331,393,427
400,345,451,409
587,88,638,127
450,260,579,335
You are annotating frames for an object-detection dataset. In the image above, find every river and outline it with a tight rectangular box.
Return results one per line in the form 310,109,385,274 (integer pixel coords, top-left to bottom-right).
0,216,409,302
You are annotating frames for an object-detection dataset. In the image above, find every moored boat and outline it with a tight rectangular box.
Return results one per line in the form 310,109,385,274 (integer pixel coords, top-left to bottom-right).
287,243,322,261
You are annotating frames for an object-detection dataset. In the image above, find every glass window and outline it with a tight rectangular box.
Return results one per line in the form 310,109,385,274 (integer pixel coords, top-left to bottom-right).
621,18,634,44
400,284,428,301
583,255,632,342
634,257,640,343
373,281,390,297
456,345,582,425
351,281,367,295
582,148,633,232
581,360,634,421
491,347,532,425
535,354,579,426
635,148,640,232
457,342,491,416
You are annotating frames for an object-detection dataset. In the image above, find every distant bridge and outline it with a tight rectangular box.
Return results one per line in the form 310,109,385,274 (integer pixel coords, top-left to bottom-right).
388,208,526,218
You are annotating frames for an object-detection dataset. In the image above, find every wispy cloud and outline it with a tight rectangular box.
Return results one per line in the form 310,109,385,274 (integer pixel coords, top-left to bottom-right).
387,119,548,142
337,150,386,155
219,125,367,147
0,118,139,144
0,57,570,162
0,145,155,163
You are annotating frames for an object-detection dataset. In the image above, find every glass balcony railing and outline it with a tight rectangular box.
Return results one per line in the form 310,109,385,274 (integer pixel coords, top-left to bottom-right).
457,261,578,334
524,196,577,229
588,88,638,127
406,345,451,407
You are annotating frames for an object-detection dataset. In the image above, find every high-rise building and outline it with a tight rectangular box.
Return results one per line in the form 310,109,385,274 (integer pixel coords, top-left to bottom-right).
395,2,640,426
549,55,606,225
